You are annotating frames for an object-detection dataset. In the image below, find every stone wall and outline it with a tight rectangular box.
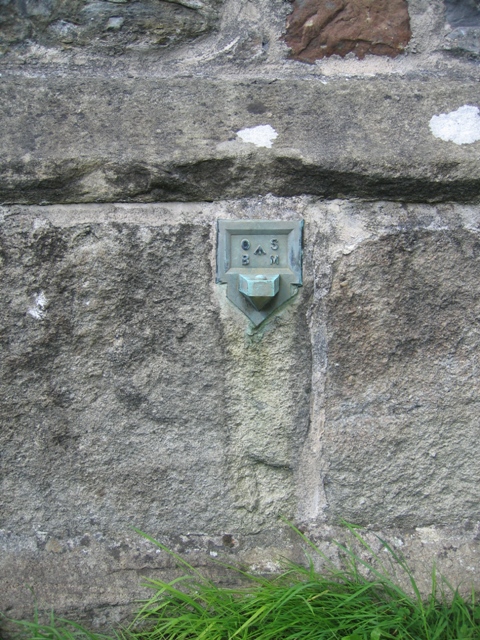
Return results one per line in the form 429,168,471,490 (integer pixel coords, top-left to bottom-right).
1,0,480,631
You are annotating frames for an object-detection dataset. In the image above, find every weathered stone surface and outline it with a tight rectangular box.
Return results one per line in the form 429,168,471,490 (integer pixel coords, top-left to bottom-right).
443,0,480,57
0,0,222,55
3,199,480,628
0,201,312,625
324,229,480,528
445,0,480,27
0,212,232,535
285,0,411,62
444,26,480,57
1,0,480,626
1,76,480,205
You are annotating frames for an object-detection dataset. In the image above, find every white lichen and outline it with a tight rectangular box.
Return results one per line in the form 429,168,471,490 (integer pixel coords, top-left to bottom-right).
28,291,48,320
236,124,278,149
429,105,480,145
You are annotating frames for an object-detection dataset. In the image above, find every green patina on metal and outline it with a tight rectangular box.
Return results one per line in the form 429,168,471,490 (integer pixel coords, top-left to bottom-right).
216,219,303,326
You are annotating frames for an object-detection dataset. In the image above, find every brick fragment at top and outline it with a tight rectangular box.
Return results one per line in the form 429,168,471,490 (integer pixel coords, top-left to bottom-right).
285,0,411,63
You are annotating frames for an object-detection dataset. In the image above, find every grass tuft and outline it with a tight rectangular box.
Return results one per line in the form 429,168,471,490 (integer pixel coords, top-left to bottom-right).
4,612,114,640
4,522,480,640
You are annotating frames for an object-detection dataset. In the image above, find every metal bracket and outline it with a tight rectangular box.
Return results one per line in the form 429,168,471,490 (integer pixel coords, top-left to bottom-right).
216,219,303,326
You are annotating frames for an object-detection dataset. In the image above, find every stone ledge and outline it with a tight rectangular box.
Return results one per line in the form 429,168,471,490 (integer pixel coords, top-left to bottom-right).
2,523,480,627
1,75,479,204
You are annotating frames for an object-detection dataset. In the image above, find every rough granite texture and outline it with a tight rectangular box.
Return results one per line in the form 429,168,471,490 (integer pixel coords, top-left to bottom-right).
443,0,480,57
0,0,223,55
444,27,480,57
0,202,312,625
3,200,480,630
445,0,480,27
285,0,411,62
324,230,480,527
2,0,480,633
0,206,311,538
1,77,480,205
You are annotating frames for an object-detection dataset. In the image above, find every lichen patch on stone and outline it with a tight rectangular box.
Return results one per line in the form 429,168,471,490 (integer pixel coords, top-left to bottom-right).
28,291,48,320
429,105,480,145
236,125,278,148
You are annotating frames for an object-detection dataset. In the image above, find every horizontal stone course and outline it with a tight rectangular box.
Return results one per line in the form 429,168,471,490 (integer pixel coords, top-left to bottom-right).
1,75,480,205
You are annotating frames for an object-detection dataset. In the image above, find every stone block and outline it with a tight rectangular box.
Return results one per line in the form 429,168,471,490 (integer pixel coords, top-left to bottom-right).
444,26,480,57
445,0,480,27
324,229,480,527
285,0,411,62
443,0,480,57
0,0,223,54
1,77,480,205
0,201,312,622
